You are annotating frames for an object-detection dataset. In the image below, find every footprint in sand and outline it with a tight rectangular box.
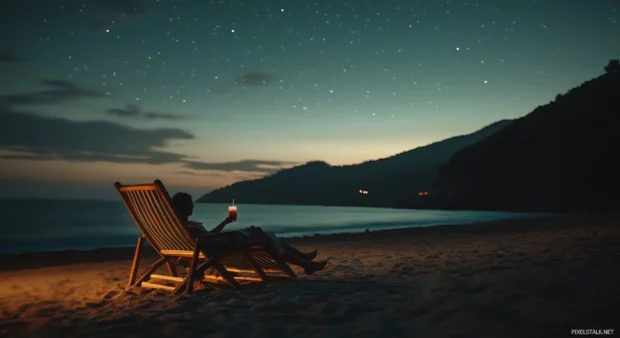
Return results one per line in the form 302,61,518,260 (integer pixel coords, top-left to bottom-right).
307,301,341,316
258,313,304,323
34,305,65,317
312,315,348,325
101,289,123,300
392,262,406,269
17,303,33,313
433,306,462,322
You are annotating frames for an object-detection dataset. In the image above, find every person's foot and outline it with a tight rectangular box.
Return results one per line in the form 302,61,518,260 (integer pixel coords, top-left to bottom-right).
304,260,328,275
301,249,318,261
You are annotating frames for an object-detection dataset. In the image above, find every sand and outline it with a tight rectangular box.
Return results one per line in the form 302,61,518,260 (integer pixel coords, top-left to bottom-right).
1,213,619,338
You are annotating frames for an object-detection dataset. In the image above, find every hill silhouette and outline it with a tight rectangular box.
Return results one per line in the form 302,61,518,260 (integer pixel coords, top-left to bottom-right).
197,119,512,207
430,69,620,212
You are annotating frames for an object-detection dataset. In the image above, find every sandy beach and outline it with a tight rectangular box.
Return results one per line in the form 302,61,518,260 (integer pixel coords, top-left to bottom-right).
1,213,619,338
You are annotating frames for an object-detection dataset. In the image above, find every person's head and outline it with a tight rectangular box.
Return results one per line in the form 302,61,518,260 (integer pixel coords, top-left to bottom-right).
172,192,194,220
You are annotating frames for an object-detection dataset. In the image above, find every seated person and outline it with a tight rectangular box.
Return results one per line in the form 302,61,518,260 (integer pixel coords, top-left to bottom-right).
172,192,327,275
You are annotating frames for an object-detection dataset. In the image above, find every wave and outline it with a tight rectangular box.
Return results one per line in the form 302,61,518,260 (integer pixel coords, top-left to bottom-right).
0,213,541,255
260,218,494,237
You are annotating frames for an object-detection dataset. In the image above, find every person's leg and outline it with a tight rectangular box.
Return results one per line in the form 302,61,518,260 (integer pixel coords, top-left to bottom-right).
251,227,318,260
247,227,326,274
280,241,318,261
281,251,328,275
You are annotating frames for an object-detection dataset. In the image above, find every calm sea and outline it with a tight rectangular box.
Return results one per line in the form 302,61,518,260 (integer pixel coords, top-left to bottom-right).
0,199,542,255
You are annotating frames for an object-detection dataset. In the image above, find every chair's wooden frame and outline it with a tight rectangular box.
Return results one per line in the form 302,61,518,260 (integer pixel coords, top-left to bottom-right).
115,179,296,295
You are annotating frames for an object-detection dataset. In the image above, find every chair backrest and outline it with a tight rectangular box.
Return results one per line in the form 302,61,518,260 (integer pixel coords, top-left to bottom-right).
115,179,196,252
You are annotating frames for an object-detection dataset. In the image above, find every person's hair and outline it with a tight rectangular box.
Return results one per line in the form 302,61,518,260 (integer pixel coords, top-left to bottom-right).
171,192,193,215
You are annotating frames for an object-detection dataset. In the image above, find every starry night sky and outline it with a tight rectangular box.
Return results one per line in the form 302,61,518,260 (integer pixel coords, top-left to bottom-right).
0,0,619,199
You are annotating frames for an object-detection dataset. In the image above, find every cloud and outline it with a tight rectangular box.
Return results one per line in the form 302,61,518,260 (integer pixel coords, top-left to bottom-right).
183,159,298,174
0,105,294,173
0,80,190,165
0,79,105,107
0,51,25,63
106,105,140,117
0,108,194,165
0,79,296,175
175,171,227,177
234,72,275,87
106,104,184,121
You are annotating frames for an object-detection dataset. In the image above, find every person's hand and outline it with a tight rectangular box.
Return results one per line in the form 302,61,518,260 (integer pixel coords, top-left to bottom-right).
225,216,234,224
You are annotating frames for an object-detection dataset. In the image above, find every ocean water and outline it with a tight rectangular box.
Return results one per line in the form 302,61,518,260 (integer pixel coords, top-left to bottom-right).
0,199,543,255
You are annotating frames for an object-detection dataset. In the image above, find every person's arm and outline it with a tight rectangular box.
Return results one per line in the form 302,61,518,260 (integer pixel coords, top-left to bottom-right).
186,221,209,239
187,221,208,232
210,216,233,233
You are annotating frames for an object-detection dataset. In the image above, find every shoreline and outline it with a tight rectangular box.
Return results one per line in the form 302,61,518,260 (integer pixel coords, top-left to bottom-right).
0,212,608,272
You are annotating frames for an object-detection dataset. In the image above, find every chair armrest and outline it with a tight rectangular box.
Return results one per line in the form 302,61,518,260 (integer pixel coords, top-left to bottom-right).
195,231,247,254
196,231,240,241
196,232,277,256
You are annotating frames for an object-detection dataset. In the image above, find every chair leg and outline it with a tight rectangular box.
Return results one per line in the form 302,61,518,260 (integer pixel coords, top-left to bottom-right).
184,241,202,295
134,257,167,287
173,281,187,295
240,247,269,281
279,259,297,279
193,248,243,291
164,258,177,277
212,263,242,290
127,236,145,289
265,246,297,279
195,253,227,276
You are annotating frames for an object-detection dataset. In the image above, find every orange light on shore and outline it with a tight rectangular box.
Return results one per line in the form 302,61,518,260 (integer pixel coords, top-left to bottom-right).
418,191,429,196
359,190,369,195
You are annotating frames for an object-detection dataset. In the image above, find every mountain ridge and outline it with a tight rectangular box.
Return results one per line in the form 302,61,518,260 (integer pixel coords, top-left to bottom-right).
430,71,620,212
196,119,513,207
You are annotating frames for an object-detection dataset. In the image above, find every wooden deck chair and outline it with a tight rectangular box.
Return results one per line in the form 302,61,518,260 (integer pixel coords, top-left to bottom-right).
114,179,297,295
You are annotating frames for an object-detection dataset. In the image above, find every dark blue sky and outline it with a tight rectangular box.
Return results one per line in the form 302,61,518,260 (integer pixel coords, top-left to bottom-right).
1,0,619,199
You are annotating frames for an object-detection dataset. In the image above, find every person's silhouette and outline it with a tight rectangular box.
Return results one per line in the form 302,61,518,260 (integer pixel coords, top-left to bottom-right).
172,192,327,275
